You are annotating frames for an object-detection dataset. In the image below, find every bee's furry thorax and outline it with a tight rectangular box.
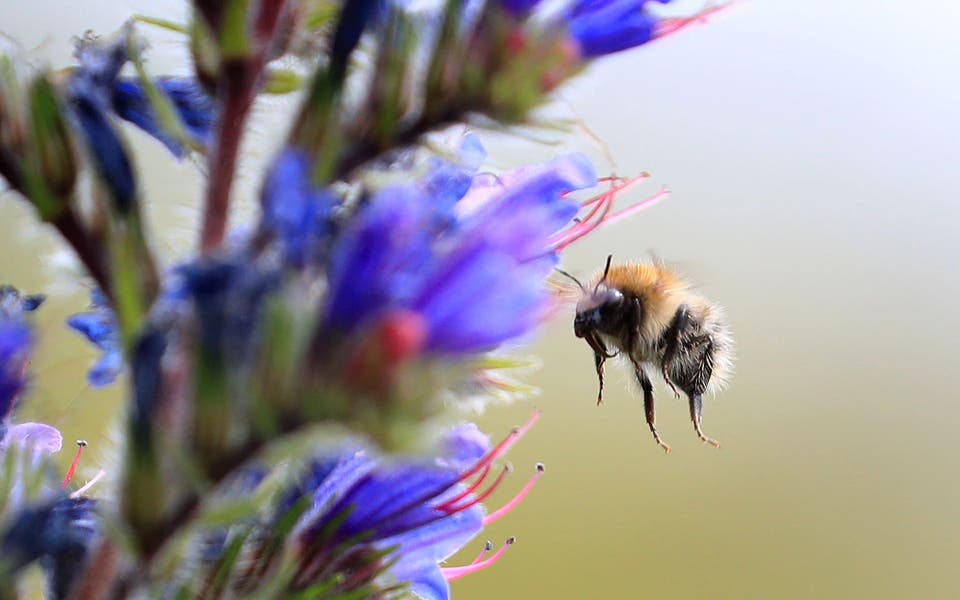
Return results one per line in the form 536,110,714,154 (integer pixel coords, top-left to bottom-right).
588,262,734,394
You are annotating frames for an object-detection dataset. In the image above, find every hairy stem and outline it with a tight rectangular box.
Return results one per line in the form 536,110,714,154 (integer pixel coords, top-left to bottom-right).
198,0,289,253
199,59,256,254
52,208,112,299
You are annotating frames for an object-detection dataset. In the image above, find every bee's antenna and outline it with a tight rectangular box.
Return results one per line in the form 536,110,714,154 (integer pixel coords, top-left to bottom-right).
595,254,613,293
555,268,587,293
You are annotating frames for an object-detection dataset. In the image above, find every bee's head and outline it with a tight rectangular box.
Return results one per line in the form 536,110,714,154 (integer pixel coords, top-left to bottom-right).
574,286,628,338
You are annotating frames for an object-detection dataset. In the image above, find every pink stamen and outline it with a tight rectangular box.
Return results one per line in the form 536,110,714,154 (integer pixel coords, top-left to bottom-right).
70,468,106,498
61,439,87,489
470,540,493,565
439,464,492,510
443,463,512,514
457,409,541,482
483,463,545,526
574,187,614,224
597,188,671,229
655,2,735,40
357,410,542,535
552,177,669,252
441,537,515,582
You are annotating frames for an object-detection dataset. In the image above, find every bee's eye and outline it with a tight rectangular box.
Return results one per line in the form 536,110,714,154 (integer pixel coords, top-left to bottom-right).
598,289,624,316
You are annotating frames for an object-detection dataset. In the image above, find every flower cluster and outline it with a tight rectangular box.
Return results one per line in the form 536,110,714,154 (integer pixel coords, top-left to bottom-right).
0,0,721,597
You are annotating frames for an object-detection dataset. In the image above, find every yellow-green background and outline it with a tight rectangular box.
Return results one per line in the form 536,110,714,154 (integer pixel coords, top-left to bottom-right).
2,1,958,598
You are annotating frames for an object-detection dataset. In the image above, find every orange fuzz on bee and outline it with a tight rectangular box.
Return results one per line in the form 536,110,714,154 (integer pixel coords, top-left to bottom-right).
559,256,734,453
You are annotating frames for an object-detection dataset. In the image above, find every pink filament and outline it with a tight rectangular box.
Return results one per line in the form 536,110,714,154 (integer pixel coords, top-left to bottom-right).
441,538,515,582
443,464,512,514
597,188,671,230
551,175,664,252
483,464,545,526
61,440,87,489
440,464,493,510
470,540,493,565
457,409,541,482
70,468,106,498
655,2,734,39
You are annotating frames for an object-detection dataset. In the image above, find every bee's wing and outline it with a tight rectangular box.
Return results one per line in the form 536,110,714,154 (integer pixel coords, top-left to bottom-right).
547,276,582,316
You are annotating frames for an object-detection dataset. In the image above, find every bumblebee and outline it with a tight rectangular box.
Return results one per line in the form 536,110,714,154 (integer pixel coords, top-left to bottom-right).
563,256,734,453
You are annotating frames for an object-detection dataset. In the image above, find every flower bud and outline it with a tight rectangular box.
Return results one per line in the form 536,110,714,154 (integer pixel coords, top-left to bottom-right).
27,76,77,212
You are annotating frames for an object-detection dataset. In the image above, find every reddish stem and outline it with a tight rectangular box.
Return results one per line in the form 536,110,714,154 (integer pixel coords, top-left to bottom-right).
199,60,256,254
199,0,289,253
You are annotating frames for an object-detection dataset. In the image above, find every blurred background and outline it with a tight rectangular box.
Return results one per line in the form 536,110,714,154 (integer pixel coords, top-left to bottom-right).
2,0,959,598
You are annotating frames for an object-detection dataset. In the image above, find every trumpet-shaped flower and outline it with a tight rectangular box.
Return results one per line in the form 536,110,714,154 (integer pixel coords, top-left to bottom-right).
322,153,596,355
284,413,544,599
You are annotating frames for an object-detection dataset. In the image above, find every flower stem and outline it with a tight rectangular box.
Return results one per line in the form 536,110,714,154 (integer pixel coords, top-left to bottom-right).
51,208,112,299
199,59,256,254
198,0,289,253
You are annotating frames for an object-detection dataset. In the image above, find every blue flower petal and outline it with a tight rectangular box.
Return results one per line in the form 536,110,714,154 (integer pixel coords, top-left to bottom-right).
323,186,434,332
567,0,669,58
261,150,339,268
68,77,137,212
500,0,542,16
438,424,490,471
0,321,31,421
67,290,123,388
317,464,462,541
111,77,214,157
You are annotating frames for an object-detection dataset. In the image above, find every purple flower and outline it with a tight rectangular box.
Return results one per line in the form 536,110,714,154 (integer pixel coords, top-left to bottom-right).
0,318,31,423
0,286,64,523
566,0,671,58
0,286,43,432
322,153,595,355
261,149,339,268
500,0,543,16
67,289,122,388
67,32,213,212
111,77,215,158
0,497,99,598
419,132,487,216
68,34,137,211
285,413,543,599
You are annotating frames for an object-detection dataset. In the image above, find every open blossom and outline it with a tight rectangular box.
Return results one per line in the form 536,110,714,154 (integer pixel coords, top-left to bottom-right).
277,413,543,599
0,286,62,458
320,152,596,355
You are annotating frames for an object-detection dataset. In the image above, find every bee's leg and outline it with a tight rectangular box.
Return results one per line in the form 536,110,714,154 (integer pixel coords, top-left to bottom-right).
585,332,614,405
634,362,671,454
689,393,721,448
593,349,606,406
660,304,690,399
